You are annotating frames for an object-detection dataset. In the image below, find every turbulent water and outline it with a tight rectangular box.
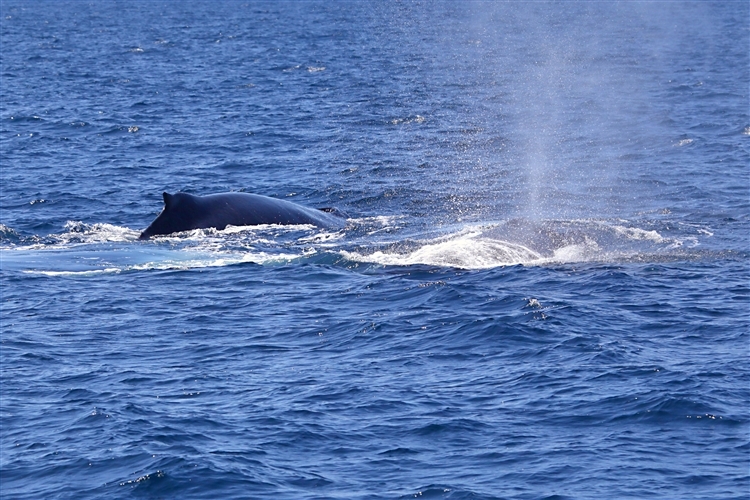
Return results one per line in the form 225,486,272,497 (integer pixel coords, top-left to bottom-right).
1,1,749,499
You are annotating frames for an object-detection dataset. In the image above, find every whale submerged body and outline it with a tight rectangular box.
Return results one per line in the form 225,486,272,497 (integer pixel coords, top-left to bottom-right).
139,192,345,239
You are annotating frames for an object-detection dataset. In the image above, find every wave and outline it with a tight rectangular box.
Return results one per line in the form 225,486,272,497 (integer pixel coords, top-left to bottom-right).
341,229,543,269
339,218,713,269
0,217,720,275
0,222,336,275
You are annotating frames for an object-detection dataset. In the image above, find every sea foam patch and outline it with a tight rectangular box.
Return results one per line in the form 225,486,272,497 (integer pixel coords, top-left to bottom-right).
341,230,543,269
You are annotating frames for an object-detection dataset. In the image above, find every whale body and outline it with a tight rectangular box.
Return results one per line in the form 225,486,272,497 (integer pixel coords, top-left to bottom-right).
139,191,345,239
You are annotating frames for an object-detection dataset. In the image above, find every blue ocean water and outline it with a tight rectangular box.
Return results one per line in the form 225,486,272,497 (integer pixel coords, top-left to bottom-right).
1,1,749,498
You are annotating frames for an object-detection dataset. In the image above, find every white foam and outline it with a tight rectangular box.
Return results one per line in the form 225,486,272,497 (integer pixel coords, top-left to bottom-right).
3,220,334,275
219,223,315,234
23,267,122,277
349,215,405,226
298,231,345,245
339,217,686,269
390,115,425,125
547,240,601,263
142,223,319,248
6,216,712,274
60,221,141,243
525,298,542,308
20,249,310,276
611,225,664,243
341,231,542,269
346,215,406,235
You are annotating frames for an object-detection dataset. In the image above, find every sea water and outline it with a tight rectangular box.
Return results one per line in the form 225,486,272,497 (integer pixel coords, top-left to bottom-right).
1,2,748,499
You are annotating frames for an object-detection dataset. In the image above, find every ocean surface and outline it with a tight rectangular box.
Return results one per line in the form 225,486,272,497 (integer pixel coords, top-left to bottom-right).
1,1,749,499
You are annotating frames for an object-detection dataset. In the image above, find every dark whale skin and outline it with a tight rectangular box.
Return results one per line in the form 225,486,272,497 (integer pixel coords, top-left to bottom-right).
139,192,345,239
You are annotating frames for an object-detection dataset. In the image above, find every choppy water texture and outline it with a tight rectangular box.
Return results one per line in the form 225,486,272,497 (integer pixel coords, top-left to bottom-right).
2,1,749,499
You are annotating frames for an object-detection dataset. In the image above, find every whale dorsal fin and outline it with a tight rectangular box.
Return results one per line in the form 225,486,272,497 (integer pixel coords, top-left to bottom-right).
162,192,174,210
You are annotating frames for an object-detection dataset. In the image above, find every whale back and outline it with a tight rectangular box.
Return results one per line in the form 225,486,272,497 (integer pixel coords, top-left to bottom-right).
139,191,345,239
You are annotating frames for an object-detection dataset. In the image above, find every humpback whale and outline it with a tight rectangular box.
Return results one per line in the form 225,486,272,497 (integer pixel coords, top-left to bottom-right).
139,192,345,239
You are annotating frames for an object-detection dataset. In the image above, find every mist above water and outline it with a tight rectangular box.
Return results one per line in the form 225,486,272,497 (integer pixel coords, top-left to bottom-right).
391,2,730,224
